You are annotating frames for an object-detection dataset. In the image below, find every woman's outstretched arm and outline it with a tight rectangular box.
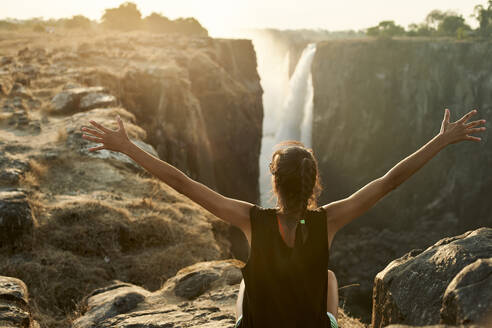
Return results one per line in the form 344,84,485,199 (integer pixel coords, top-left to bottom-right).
80,116,253,232
322,108,486,240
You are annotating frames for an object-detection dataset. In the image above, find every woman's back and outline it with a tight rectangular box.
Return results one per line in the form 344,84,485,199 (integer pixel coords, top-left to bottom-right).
238,205,330,328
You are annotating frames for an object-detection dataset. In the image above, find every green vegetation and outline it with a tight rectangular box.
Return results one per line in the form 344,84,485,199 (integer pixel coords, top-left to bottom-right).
475,0,492,37
0,1,208,36
367,1,492,40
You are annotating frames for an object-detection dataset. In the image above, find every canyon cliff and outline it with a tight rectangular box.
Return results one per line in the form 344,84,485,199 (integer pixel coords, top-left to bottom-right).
0,30,261,327
311,38,492,321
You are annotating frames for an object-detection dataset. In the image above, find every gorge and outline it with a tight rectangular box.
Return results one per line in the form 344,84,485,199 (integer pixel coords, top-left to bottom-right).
1,27,491,327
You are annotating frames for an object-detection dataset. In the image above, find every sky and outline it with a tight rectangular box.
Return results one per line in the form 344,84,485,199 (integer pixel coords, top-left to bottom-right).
0,0,487,37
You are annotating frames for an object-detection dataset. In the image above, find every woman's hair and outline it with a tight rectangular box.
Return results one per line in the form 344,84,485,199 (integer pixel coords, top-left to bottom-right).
269,141,322,218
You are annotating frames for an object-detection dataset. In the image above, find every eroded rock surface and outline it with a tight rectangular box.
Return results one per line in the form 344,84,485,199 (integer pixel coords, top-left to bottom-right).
372,228,492,327
74,260,365,328
0,276,38,328
51,86,115,114
73,260,243,328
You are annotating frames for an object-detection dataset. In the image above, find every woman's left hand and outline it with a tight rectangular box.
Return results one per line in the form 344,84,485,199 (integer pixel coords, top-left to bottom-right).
439,108,486,145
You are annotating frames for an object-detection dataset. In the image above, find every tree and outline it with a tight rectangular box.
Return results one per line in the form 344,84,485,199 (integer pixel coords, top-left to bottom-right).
437,14,470,37
102,2,142,31
407,23,433,37
425,10,445,29
474,0,492,38
366,20,405,38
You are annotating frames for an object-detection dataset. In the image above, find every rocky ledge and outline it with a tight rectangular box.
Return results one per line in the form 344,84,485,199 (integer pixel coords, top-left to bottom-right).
373,227,492,327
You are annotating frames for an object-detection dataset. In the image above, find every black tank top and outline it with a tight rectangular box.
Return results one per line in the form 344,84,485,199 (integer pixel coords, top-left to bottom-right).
239,205,330,328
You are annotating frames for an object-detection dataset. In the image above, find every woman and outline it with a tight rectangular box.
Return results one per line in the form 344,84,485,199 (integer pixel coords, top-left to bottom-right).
81,108,485,328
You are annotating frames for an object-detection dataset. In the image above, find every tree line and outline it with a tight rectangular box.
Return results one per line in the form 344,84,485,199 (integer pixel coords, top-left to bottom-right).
0,2,208,37
367,1,492,39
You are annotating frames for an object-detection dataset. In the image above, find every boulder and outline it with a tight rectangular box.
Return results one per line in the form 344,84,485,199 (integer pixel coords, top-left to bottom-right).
0,276,37,328
50,86,114,114
0,188,35,247
165,261,241,300
72,282,151,328
372,228,492,327
79,92,116,111
440,258,492,325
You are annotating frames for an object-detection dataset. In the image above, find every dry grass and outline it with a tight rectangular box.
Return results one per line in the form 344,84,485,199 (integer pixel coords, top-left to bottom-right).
20,159,48,187
0,195,226,326
30,159,48,177
39,101,54,115
338,308,367,328
19,171,40,187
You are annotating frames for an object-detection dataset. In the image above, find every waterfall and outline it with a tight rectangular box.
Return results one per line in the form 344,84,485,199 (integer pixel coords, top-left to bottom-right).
275,43,316,147
256,42,317,206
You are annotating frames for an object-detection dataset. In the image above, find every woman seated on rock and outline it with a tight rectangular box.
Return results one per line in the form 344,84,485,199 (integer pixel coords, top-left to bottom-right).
81,108,485,328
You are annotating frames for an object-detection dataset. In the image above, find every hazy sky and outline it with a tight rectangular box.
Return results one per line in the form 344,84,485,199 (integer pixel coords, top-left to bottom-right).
0,0,486,36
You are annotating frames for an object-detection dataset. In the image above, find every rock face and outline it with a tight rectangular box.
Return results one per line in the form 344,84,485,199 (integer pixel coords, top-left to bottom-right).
78,37,263,206
311,39,492,320
0,276,38,327
372,228,492,327
0,189,35,247
74,35,263,260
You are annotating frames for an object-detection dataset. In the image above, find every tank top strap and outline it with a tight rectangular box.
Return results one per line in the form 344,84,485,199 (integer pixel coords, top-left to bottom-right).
249,205,276,250
306,207,329,259
307,207,328,235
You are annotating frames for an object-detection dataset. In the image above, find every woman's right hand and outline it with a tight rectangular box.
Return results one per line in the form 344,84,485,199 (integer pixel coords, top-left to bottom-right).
80,115,131,153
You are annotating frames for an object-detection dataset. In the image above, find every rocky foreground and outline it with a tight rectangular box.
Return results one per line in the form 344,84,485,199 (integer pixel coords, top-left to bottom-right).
2,228,490,327
1,260,364,328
